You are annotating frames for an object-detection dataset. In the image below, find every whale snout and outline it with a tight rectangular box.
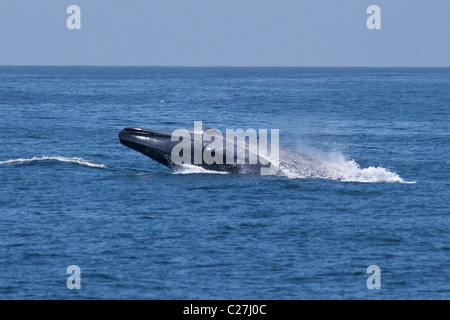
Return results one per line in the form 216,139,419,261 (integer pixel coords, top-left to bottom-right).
119,127,172,144
118,127,177,168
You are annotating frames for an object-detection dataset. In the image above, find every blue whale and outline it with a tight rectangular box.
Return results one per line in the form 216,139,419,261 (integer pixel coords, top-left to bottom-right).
119,126,331,177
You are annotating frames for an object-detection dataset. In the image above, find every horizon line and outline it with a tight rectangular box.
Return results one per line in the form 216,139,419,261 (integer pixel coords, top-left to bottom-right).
1,64,450,68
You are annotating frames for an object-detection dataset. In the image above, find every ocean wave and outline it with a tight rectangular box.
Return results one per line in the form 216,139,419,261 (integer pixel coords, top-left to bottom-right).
0,156,107,168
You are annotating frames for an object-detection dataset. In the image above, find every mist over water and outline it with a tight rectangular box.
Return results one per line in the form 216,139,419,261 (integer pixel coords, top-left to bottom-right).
0,67,448,299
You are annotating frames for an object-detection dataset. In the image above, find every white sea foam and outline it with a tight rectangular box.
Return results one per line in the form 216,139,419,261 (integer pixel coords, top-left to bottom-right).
321,153,409,183
254,147,414,183
0,156,107,168
297,152,414,183
171,154,413,183
172,164,230,175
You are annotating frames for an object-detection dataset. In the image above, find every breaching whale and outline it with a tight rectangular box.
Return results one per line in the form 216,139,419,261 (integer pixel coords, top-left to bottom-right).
119,125,335,178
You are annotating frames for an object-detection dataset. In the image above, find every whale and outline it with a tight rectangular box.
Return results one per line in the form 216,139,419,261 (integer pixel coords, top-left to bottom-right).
118,125,335,177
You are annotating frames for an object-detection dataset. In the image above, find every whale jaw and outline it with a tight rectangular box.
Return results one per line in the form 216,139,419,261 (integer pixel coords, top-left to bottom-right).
119,127,176,168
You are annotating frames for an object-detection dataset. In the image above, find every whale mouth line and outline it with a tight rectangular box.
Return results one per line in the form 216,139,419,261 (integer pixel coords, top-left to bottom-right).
121,127,171,136
119,128,172,144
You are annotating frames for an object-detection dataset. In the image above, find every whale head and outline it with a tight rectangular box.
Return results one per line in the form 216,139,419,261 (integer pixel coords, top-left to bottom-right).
119,125,278,174
119,127,177,168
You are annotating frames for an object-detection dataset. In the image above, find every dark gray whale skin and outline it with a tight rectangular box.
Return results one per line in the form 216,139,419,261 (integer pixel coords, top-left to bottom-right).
118,127,265,174
119,127,332,177
119,127,178,168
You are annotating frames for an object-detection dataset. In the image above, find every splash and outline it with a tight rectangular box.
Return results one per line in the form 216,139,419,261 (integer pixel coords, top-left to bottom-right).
279,151,414,183
171,153,413,183
172,164,230,175
321,153,411,183
0,156,107,168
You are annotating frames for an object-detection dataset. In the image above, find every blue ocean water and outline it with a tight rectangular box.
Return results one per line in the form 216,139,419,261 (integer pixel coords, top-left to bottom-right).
0,66,449,299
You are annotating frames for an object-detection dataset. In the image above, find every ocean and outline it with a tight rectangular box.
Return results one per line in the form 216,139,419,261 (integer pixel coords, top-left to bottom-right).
0,66,449,299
